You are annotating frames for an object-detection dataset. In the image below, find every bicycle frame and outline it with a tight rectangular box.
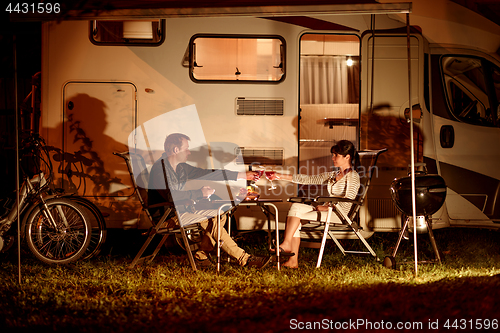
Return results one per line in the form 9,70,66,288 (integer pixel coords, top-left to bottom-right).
1,134,99,263
0,173,53,247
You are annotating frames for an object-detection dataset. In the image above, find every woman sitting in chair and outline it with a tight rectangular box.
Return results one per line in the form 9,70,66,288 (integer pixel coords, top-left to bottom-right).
269,140,360,268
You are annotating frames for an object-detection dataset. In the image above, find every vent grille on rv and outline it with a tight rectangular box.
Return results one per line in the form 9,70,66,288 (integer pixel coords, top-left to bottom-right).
236,98,284,116
236,148,284,166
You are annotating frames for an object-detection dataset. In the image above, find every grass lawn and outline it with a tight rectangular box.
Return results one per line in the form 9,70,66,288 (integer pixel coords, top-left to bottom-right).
1,227,500,332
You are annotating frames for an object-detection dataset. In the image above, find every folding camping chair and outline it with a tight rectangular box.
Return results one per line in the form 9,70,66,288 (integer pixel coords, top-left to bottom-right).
114,151,204,271
289,148,387,267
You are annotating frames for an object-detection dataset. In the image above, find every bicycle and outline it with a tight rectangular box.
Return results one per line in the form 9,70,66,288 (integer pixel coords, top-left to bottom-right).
43,145,108,261
0,134,93,264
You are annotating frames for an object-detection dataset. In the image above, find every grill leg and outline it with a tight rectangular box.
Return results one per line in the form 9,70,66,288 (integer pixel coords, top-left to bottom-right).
385,216,442,269
391,216,410,257
425,218,441,264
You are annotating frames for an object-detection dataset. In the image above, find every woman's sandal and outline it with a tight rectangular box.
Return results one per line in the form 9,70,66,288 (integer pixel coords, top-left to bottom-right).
269,246,295,257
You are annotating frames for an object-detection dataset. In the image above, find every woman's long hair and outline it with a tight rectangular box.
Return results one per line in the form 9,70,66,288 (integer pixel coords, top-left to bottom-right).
330,140,360,170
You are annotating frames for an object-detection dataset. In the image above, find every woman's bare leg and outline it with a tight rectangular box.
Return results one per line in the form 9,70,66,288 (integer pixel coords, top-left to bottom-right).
279,216,300,252
282,236,300,268
279,216,301,268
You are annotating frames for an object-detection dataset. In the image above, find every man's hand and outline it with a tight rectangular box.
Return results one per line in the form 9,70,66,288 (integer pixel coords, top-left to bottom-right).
201,186,215,199
238,171,260,180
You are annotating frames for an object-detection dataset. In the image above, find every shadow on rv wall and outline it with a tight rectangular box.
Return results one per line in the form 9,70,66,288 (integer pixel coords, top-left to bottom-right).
291,103,424,172
361,103,424,169
45,94,139,221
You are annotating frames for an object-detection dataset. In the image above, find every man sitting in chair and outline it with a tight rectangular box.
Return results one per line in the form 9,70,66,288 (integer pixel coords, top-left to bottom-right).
269,140,361,268
148,133,270,268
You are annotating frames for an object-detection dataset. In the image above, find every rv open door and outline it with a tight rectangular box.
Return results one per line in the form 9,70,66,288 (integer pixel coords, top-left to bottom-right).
359,29,429,232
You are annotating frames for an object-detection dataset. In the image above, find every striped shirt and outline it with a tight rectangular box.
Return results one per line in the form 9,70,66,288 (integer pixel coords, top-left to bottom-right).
292,170,360,215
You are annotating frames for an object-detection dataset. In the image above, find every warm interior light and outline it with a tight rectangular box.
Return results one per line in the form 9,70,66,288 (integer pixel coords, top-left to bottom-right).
123,21,154,39
346,57,353,67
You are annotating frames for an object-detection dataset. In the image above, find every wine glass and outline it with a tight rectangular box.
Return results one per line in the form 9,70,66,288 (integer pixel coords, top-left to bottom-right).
251,169,264,188
255,169,264,182
265,170,277,190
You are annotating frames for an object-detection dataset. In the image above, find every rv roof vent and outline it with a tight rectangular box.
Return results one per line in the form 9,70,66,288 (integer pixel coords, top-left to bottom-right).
236,98,284,116
235,148,284,166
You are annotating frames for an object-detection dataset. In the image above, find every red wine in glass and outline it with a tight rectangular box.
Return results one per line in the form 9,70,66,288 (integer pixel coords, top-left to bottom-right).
265,171,277,189
255,169,264,181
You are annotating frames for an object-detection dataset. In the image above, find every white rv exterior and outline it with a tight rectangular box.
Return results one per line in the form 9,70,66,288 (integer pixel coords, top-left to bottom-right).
39,1,500,236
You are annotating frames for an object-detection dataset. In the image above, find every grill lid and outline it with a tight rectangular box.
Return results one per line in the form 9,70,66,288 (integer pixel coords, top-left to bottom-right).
390,174,446,216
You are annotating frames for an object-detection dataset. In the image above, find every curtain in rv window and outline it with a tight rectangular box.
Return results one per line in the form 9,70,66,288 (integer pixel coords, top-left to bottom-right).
300,55,360,104
300,33,360,105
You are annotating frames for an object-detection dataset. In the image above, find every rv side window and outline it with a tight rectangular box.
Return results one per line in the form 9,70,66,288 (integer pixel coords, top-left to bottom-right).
189,35,285,83
90,20,165,46
441,55,500,127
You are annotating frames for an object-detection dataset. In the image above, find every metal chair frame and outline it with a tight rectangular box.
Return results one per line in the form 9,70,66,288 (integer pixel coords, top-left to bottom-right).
289,148,388,267
114,151,202,271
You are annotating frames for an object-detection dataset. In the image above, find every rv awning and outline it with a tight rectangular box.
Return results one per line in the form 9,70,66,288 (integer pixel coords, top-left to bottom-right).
10,1,411,21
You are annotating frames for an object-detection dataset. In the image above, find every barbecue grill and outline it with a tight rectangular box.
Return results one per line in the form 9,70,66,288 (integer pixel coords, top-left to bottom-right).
384,172,447,269
390,174,447,218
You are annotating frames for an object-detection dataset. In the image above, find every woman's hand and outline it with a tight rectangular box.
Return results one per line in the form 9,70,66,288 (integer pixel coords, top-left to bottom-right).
315,205,330,212
270,172,292,181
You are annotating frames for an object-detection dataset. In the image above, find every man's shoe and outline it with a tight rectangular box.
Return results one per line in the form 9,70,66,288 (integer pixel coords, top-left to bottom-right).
244,255,272,269
194,257,213,268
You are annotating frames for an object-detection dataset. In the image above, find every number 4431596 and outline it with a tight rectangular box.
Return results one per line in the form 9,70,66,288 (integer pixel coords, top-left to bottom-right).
444,319,498,330
6,3,60,14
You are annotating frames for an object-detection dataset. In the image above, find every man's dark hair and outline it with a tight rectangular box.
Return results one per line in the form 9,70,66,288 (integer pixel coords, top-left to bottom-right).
164,133,190,155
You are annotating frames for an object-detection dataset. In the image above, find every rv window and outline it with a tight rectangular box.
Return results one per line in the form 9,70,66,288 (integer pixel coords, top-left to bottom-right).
189,35,285,83
90,20,165,46
300,34,360,104
442,56,500,127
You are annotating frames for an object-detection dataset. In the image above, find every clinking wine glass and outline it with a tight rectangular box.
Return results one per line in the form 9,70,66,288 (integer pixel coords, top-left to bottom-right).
250,169,264,189
255,169,264,183
265,170,277,190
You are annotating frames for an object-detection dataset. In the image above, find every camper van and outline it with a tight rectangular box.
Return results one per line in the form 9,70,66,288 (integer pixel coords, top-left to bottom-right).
34,1,500,243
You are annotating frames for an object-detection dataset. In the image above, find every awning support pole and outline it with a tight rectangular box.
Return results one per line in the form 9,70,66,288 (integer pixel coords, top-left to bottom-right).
14,34,22,284
406,13,418,277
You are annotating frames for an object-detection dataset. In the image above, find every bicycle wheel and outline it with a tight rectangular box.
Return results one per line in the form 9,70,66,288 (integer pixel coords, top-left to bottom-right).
25,198,91,264
64,196,107,260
